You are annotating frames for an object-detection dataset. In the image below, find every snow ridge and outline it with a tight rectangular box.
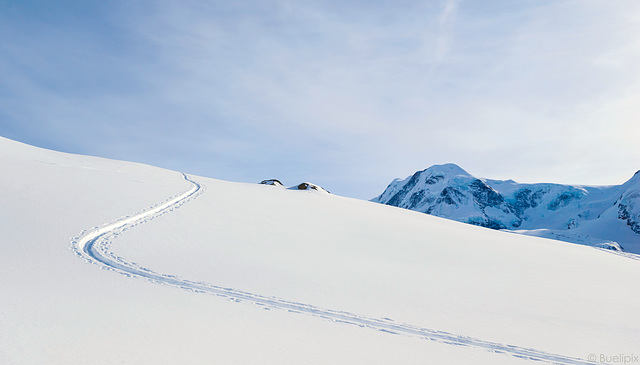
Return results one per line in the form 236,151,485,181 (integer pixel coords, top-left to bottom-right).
374,164,640,253
71,173,597,365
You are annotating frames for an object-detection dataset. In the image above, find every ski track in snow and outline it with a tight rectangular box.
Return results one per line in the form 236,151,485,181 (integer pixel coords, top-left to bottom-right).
71,173,602,365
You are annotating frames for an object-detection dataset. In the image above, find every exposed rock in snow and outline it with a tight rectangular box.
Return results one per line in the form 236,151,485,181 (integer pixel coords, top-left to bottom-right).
615,173,640,234
260,179,330,193
293,182,330,194
260,179,284,186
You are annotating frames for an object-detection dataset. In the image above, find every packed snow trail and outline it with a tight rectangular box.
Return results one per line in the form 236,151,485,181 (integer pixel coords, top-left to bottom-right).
72,173,598,365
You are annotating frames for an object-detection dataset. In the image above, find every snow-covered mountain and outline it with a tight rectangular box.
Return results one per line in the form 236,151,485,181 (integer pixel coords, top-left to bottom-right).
2,137,640,365
373,164,640,253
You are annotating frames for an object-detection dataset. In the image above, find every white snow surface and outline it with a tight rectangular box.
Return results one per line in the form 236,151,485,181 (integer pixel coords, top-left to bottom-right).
2,137,640,364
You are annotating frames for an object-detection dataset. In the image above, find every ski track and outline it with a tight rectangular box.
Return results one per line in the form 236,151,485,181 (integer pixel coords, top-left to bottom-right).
71,172,602,365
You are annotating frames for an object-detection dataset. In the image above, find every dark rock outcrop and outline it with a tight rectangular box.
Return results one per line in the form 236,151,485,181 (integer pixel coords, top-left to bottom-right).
260,179,283,186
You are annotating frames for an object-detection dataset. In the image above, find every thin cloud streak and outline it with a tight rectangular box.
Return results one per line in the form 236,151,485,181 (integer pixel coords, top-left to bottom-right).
434,0,460,62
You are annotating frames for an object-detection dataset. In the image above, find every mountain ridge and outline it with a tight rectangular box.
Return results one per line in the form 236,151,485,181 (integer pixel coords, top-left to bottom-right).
373,164,640,253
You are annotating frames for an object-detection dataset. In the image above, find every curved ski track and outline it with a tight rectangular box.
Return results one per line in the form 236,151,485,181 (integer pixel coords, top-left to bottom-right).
72,173,599,365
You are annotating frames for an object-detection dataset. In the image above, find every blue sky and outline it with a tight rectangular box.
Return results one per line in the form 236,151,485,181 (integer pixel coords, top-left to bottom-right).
1,0,639,199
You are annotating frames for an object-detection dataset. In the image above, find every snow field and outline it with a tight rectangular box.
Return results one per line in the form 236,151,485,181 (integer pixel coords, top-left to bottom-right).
2,137,639,364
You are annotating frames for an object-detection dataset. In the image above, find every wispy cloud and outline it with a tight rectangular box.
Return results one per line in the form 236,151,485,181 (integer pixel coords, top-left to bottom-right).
434,0,461,63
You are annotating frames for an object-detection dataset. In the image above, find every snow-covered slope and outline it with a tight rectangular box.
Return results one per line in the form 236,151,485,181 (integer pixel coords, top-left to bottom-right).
2,137,640,364
374,164,640,253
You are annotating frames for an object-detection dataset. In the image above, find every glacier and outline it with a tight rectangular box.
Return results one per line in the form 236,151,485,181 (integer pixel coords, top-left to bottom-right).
373,163,640,253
